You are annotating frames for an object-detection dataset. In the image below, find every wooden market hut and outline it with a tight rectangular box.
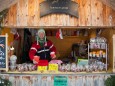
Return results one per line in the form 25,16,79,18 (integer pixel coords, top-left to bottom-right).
0,0,115,86
0,0,115,72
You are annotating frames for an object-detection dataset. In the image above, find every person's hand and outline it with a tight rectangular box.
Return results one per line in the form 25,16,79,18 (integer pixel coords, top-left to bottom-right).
33,56,40,64
50,52,56,59
33,59,38,64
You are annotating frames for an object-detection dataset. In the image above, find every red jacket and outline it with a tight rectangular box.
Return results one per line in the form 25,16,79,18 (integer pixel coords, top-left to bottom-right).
29,40,56,61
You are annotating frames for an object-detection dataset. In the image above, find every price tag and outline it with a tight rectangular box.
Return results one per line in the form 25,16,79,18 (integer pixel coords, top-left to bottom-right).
48,64,58,72
54,76,68,86
38,66,47,71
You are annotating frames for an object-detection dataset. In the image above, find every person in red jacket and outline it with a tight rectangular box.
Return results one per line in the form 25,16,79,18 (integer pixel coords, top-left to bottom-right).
29,29,56,64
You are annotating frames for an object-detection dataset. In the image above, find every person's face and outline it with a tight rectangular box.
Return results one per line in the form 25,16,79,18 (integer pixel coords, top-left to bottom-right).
38,32,45,39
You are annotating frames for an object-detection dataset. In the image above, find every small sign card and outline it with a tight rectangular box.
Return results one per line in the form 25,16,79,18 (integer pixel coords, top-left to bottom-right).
54,76,68,86
48,64,58,72
38,66,47,71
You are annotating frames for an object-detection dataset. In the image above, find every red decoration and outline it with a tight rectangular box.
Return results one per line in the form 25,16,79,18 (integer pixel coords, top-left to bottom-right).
38,60,48,66
56,29,63,39
14,32,20,40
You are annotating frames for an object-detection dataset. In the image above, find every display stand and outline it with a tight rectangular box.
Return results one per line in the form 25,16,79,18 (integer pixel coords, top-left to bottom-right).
88,37,108,72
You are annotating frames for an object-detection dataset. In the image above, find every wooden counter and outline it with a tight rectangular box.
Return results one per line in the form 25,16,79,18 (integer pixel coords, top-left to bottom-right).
2,69,113,75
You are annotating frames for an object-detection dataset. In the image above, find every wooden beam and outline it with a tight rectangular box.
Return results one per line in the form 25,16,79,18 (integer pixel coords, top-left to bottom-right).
0,0,19,12
3,26,115,30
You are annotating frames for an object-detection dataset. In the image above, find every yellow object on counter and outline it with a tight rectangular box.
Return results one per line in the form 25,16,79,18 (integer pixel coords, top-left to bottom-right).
48,64,58,72
38,66,47,71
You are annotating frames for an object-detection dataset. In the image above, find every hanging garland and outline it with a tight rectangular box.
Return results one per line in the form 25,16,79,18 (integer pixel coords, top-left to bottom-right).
0,9,9,28
0,77,12,86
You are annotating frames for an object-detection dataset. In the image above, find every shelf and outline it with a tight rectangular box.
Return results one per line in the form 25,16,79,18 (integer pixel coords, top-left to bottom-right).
47,36,88,38
89,57,103,59
89,49,106,51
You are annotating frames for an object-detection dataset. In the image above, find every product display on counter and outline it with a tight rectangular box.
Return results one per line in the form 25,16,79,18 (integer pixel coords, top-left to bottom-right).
9,63,37,72
8,59,107,73
9,55,17,71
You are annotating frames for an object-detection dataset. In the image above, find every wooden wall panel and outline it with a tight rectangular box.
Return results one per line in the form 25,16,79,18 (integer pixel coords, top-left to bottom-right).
96,0,103,26
28,0,35,26
102,4,107,25
105,6,112,26
78,0,91,26
85,0,91,26
100,28,115,70
0,74,109,86
91,0,98,26
8,4,17,26
73,0,78,26
2,0,115,27
112,11,115,25
33,0,39,26
17,0,28,26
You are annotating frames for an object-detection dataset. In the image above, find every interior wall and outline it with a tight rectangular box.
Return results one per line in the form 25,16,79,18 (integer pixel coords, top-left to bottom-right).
47,36,89,59
100,28,115,70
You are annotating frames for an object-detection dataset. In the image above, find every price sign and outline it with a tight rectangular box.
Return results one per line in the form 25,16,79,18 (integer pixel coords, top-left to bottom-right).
38,66,47,71
48,64,58,72
54,76,68,86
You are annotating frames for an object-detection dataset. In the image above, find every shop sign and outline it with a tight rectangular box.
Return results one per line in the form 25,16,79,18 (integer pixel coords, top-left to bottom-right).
48,64,58,72
54,76,68,86
40,0,79,18
0,34,8,71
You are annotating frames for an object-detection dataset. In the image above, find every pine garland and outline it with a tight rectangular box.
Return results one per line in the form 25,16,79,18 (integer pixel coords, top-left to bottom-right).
0,77,12,86
0,9,9,28
105,75,115,86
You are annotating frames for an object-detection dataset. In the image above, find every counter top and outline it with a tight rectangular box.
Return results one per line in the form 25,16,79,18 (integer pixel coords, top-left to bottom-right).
1,70,114,75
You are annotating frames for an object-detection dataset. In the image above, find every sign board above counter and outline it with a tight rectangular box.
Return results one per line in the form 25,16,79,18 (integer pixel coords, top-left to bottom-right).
40,0,79,18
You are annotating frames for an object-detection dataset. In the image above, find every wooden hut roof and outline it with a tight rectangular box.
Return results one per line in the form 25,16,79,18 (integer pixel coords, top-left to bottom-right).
0,0,18,12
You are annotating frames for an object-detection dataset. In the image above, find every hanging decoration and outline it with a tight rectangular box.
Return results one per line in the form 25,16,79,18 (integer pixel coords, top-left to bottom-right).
10,28,20,40
56,29,63,39
0,9,9,28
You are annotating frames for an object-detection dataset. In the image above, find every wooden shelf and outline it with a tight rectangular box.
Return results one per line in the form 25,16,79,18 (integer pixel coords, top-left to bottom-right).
47,36,88,37
47,36,89,39
89,49,106,51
